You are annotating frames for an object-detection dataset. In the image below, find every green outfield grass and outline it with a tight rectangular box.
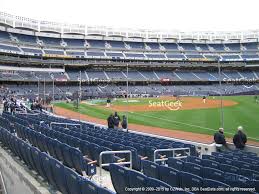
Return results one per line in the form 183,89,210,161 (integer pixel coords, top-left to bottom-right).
54,96,259,141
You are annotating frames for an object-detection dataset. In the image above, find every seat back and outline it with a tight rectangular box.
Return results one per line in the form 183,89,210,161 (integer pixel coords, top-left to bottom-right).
167,157,185,171
128,169,148,194
51,158,69,194
180,172,203,193
64,167,81,194
201,159,219,169
109,164,130,194
158,165,180,188
202,167,224,182
219,164,239,174
80,177,99,194
186,156,202,165
142,160,160,179
183,162,202,176
147,177,172,194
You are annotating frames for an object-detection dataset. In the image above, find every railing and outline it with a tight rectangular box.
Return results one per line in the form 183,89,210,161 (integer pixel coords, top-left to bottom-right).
0,171,7,194
99,150,132,186
50,122,81,130
153,148,190,163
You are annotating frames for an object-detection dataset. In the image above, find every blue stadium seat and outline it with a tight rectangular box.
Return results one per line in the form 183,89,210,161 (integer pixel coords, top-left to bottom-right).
142,160,160,179
219,164,239,174
31,146,47,180
54,141,65,162
202,167,224,182
223,172,251,188
40,152,56,188
62,144,74,168
128,169,148,194
51,158,69,194
202,154,217,161
180,172,203,194
240,168,259,180
183,162,202,177
24,143,37,171
202,179,230,194
158,165,180,188
80,177,99,194
109,164,130,194
64,167,81,194
167,157,185,171
186,156,202,165
147,177,172,194
201,159,219,169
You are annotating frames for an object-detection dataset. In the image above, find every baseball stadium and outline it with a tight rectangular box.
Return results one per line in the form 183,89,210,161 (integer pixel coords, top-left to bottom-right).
0,1,259,194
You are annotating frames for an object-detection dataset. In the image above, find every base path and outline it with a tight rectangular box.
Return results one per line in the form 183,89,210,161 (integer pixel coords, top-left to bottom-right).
53,106,259,146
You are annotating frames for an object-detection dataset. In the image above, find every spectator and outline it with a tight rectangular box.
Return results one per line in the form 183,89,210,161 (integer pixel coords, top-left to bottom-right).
214,128,227,151
233,126,247,150
107,114,114,129
113,112,121,129
121,115,127,130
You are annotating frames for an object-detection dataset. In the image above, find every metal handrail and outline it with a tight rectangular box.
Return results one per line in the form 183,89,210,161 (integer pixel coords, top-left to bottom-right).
154,148,190,163
0,171,7,194
50,122,82,130
99,150,132,186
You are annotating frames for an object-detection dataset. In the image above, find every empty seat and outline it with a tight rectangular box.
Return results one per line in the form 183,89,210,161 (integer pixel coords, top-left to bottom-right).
158,165,180,188
51,158,69,194
240,168,259,180
128,169,148,194
62,144,74,168
167,157,185,170
180,172,203,194
64,167,81,194
186,156,202,165
183,162,202,176
80,177,99,194
142,160,160,179
202,167,224,182
147,177,172,194
40,152,57,188
219,164,239,174
31,146,47,180
109,164,130,194
201,159,219,169
202,154,217,161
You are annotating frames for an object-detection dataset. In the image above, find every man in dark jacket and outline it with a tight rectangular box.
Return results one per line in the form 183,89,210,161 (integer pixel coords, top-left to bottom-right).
107,114,114,129
233,126,247,149
214,128,227,151
113,112,121,129
121,115,127,130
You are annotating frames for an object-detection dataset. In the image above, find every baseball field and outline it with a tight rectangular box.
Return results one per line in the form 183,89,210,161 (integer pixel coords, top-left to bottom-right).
54,95,259,144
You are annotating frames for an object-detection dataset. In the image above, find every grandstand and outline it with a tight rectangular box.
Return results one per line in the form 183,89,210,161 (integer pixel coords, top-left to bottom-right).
0,10,259,194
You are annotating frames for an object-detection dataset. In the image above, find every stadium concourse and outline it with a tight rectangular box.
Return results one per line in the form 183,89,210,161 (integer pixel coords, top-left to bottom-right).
0,11,259,194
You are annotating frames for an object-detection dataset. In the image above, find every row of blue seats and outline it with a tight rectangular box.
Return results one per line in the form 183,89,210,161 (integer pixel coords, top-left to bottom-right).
180,155,259,176
0,127,114,194
141,160,258,194
15,123,97,176
211,151,259,162
10,112,196,158
110,164,195,194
